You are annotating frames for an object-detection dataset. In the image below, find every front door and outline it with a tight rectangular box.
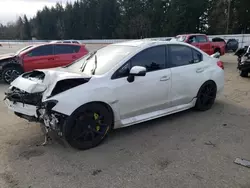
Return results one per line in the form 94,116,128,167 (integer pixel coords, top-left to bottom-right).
111,45,172,122
197,35,212,55
187,36,200,49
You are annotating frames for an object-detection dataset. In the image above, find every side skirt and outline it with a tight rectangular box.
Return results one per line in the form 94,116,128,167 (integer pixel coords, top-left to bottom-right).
116,98,197,129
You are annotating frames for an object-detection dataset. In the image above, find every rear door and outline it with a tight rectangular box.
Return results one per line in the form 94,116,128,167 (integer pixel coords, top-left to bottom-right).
54,44,81,66
22,45,54,72
196,35,212,55
168,44,209,107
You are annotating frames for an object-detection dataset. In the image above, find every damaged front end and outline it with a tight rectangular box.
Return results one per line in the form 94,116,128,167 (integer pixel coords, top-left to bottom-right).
4,69,90,138
4,86,67,137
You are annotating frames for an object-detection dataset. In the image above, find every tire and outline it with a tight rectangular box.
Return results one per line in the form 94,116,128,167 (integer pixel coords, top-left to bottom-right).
63,103,113,150
240,70,248,77
2,66,22,84
195,81,217,111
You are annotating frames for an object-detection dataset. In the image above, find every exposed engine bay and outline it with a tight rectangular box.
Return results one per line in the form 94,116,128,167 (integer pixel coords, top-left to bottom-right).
4,69,90,144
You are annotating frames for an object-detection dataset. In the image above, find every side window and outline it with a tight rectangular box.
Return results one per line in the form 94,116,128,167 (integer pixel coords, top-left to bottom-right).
197,36,208,43
192,49,203,63
169,45,194,67
188,36,198,43
54,45,80,55
113,63,130,79
28,45,53,57
130,46,166,72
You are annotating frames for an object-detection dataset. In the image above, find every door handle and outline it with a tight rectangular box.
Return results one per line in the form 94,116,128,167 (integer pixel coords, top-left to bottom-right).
196,68,204,73
48,58,54,61
72,55,77,59
160,75,170,81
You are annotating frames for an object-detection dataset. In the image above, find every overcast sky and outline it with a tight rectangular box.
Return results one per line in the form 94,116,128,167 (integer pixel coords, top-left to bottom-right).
0,0,76,25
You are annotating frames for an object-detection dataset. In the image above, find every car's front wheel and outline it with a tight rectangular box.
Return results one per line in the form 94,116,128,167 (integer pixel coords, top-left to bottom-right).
2,66,22,84
195,81,217,111
64,103,113,150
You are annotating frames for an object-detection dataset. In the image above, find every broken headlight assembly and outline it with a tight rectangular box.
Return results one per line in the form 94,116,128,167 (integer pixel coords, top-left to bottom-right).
42,100,58,111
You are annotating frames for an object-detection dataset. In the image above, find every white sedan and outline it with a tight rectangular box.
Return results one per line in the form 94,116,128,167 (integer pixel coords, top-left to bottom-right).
4,39,224,150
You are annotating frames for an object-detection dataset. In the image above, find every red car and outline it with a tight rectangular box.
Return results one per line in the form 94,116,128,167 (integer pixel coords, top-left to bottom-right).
175,34,226,56
0,43,88,83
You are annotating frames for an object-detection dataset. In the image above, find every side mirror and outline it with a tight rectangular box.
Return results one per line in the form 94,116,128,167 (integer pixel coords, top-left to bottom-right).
127,66,146,83
211,52,220,59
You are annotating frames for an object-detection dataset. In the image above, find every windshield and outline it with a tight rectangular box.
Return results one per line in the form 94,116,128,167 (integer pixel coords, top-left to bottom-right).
15,45,33,55
66,45,137,75
175,35,187,42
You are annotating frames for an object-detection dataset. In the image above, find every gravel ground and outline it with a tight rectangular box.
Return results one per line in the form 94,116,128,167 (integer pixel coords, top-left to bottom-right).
0,44,250,188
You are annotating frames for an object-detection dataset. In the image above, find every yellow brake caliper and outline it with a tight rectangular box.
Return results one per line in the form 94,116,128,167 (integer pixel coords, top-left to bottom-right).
94,113,101,131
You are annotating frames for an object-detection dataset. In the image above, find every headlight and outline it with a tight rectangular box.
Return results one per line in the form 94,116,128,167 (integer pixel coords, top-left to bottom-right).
43,100,58,110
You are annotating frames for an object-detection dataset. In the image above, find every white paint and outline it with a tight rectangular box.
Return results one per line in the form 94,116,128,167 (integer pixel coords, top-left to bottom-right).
6,39,224,129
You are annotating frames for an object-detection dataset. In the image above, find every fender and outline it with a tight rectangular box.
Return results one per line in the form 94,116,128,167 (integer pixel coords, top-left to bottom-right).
44,84,121,122
0,56,24,72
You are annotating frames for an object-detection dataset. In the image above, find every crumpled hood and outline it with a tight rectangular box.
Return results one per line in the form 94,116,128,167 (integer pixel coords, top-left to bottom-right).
10,67,91,97
0,53,15,61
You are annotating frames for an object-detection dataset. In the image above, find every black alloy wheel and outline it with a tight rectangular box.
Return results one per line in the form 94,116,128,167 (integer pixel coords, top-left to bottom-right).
64,103,113,150
2,67,22,84
195,81,217,111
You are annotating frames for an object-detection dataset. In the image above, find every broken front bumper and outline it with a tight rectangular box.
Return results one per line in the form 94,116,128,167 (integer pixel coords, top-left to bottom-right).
5,99,37,118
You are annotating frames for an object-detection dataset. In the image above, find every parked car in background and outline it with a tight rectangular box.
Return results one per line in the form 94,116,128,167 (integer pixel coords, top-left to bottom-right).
226,39,239,52
174,34,226,56
50,40,81,44
4,40,224,150
0,43,88,83
235,45,250,77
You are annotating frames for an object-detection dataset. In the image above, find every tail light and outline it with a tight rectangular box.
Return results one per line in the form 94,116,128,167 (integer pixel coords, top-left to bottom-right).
217,61,224,70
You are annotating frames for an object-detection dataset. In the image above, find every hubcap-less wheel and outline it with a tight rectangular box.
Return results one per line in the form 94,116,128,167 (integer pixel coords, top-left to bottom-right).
195,82,217,111
3,68,21,84
72,111,109,143
64,104,112,150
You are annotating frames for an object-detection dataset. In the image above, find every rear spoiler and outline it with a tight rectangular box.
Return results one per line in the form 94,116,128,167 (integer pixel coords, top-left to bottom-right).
210,52,220,59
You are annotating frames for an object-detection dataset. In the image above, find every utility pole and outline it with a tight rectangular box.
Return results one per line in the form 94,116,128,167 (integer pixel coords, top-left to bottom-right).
226,0,231,34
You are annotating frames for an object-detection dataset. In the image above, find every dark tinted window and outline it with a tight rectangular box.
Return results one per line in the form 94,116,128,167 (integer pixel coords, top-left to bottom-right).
28,45,53,57
169,45,199,67
113,63,130,79
197,35,208,43
54,45,80,55
131,46,166,72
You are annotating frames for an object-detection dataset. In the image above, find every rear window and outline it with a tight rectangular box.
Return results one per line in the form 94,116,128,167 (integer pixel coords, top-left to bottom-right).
54,45,80,55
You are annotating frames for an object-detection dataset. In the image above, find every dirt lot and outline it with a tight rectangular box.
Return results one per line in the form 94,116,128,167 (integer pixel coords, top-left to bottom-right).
0,44,250,188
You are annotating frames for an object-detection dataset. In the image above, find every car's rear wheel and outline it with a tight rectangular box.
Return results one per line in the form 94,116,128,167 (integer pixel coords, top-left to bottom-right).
2,66,22,84
240,70,248,77
195,81,217,111
64,103,113,150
